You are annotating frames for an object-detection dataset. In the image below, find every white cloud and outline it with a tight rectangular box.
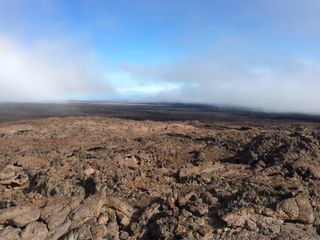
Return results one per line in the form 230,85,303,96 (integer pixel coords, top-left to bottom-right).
121,55,320,114
0,35,112,102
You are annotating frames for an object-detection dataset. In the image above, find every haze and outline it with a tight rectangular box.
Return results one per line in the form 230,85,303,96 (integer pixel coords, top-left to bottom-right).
0,0,320,114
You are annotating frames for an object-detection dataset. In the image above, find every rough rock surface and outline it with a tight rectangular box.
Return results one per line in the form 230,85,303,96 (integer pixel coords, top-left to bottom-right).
0,116,320,239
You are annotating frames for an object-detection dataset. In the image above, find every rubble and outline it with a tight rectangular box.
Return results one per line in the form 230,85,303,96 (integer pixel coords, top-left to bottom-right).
0,116,319,239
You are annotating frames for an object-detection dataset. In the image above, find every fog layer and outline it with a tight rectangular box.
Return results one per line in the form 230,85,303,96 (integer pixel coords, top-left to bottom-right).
0,35,111,102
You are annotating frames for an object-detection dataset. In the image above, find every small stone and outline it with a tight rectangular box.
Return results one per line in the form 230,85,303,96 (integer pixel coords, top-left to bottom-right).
197,226,210,237
200,173,212,184
182,209,192,218
119,230,129,239
222,212,246,227
91,225,107,238
257,160,266,168
98,213,109,225
216,229,224,235
189,202,208,216
167,192,178,209
245,219,258,231
175,224,187,236
83,167,95,176
130,222,140,235
262,207,275,217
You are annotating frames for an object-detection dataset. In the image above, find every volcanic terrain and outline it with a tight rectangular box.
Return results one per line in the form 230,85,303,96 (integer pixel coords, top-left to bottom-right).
0,103,320,239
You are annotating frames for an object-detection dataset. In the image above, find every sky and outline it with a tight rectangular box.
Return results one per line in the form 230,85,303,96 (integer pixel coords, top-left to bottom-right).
0,0,320,114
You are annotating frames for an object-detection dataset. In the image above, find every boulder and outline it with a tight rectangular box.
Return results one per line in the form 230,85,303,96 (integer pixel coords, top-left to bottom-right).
20,221,48,240
0,226,21,240
0,205,40,227
46,219,71,240
104,195,135,226
295,195,314,224
277,198,299,220
0,165,29,188
69,193,106,229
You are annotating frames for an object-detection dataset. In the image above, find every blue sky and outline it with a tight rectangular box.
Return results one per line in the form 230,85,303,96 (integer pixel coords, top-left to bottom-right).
1,0,320,113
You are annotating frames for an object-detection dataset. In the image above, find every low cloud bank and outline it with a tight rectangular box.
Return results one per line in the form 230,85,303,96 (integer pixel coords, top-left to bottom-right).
0,35,112,102
121,56,320,114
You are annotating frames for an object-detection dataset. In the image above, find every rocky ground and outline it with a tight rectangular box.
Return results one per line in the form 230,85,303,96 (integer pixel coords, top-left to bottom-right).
0,116,320,239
